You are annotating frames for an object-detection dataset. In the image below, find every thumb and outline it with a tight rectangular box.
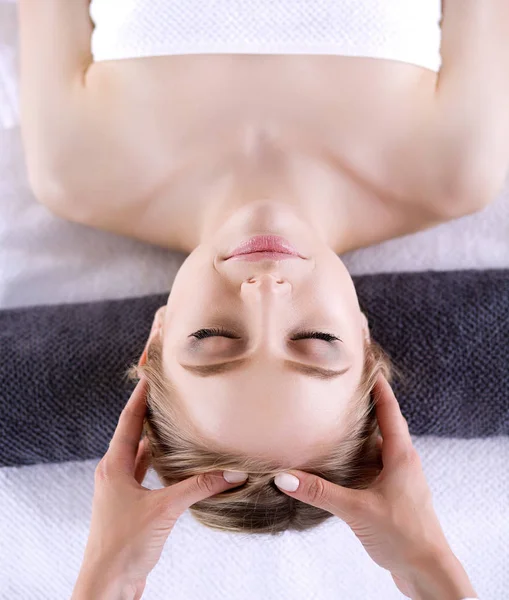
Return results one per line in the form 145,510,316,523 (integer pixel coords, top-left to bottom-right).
162,470,248,517
274,470,364,524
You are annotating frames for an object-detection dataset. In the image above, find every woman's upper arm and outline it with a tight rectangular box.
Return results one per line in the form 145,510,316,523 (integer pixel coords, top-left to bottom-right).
400,0,509,218
17,1,163,237
18,0,93,86
437,0,509,193
18,0,95,199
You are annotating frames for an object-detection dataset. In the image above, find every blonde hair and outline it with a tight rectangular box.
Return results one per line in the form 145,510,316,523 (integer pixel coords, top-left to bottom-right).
126,335,391,535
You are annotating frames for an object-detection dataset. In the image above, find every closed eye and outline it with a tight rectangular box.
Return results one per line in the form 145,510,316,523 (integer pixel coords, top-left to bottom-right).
291,331,341,343
189,328,341,343
189,327,240,340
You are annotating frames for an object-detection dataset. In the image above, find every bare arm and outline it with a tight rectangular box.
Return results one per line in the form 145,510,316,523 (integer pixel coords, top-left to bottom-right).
411,0,509,217
18,0,158,241
18,0,93,90
18,0,93,195
340,0,509,253
19,0,509,253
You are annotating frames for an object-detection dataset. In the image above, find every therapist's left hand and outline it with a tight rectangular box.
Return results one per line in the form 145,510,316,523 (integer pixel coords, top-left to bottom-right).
72,376,248,600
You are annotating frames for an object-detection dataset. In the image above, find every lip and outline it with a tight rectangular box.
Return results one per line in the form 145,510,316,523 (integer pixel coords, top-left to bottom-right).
226,251,302,262
225,235,305,260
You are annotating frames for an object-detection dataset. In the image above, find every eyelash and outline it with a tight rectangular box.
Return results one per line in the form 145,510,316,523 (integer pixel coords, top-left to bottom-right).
190,328,340,343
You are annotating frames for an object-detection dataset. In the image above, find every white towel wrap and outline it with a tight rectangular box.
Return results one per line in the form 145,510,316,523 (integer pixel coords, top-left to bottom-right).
90,0,442,72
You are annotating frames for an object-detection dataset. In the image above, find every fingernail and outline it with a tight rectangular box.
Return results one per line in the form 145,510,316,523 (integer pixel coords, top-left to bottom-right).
274,473,300,492
223,471,248,483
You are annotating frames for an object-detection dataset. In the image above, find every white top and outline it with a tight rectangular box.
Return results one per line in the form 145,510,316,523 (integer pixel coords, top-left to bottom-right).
89,0,442,72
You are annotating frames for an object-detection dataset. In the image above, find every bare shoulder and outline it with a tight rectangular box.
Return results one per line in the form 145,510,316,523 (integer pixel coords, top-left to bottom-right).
333,0,509,252
333,54,509,251
29,49,509,254
27,58,190,248
332,106,506,255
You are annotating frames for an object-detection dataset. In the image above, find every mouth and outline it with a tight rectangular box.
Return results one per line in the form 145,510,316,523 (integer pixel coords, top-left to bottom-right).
226,251,303,262
224,235,306,261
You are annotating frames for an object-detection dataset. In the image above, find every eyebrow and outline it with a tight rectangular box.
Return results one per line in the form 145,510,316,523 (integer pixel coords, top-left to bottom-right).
180,358,351,380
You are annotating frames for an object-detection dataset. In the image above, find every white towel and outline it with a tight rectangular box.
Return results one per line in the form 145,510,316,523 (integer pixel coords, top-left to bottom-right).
2,437,506,600
89,0,442,71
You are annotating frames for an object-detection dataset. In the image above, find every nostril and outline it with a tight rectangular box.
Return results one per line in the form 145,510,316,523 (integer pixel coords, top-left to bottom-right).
244,276,288,286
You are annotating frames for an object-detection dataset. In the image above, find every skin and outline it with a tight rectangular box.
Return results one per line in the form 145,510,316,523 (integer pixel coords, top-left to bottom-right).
71,376,248,600
275,375,478,599
17,1,507,597
146,199,371,464
17,5,509,461
18,2,509,256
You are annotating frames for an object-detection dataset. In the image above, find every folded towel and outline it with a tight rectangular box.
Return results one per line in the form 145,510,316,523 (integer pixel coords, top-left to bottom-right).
2,269,508,468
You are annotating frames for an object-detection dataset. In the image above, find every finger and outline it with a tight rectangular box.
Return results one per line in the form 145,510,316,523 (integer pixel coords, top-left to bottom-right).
273,470,363,524
373,375,412,452
108,377,148,474
134,437,151,485
163,471,248,517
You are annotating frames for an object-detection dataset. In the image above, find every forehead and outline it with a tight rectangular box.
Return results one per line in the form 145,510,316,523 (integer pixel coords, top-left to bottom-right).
161,355,364,463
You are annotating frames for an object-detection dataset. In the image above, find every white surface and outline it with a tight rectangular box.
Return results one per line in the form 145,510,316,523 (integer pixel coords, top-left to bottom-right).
90,0,442,71
1,437,506,600
1,2,508,599
0,1,18,129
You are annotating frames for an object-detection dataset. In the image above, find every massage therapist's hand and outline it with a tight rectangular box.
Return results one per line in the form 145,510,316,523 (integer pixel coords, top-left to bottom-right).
71,377,247,600
274,375,477,600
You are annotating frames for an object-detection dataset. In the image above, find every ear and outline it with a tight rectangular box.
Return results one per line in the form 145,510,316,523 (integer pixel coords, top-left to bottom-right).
138,306,166,367
361,311,371,343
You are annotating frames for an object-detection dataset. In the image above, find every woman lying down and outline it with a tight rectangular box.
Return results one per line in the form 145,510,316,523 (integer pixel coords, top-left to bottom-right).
18,0,509,534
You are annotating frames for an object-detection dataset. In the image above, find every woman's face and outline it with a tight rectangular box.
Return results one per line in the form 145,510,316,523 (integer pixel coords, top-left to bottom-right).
157,201,368,465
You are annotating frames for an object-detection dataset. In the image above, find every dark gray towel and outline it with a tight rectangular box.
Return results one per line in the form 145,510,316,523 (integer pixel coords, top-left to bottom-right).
1,269,508,468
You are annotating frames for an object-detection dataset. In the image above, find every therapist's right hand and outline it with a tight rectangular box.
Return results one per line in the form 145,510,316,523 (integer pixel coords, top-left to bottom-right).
274,375,477,600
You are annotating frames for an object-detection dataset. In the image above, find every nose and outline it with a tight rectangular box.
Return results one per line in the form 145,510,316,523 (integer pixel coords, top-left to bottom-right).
240,274,291,353
241,273,292,296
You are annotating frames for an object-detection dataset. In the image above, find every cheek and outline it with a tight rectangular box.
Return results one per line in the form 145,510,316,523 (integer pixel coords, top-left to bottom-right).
167,249,211,305
317,258,359,308
319,262,363,340
331,260,360,312
166,263,228,326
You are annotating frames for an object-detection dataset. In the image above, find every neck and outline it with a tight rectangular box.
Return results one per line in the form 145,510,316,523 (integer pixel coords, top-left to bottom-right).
193,134,346,251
